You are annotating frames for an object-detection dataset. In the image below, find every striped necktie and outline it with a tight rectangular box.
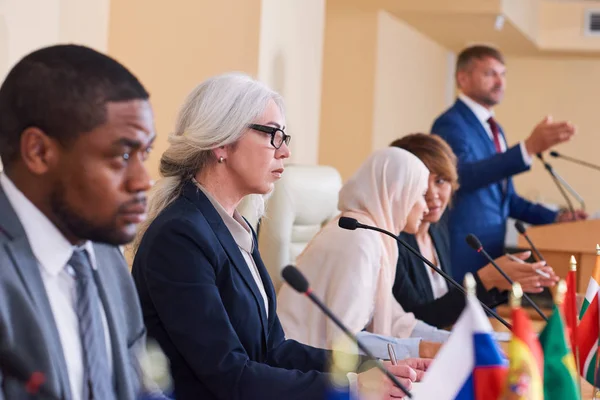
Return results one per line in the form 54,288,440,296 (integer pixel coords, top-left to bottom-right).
69,249,114,399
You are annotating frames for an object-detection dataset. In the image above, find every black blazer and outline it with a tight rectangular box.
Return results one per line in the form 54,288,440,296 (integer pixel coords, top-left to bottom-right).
392,220,507,329
132,181,332,400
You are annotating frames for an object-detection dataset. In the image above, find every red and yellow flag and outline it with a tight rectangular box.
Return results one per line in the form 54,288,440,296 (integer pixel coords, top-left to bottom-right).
502,284,544,400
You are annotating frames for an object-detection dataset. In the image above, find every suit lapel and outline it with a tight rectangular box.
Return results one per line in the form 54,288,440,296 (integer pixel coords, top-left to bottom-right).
92,244,136,400
404,234,435,301
455,99,505,199
429,226,450,276
455,99,497,155
0,189,72,400
183,181,269,340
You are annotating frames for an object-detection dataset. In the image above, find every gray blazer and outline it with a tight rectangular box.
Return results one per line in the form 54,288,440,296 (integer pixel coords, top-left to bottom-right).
0,186,146,400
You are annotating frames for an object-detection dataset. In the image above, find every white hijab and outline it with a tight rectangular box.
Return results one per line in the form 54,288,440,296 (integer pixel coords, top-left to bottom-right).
278,148,430,347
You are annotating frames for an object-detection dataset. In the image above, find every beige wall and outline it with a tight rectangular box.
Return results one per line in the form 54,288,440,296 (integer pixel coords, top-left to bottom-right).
319,5,454,180
0,0,109,81
372,11,453,150
0,0,110,172
319,1,454,179
258,0,325,165
496,56,600,211
318,1,379,180
59,0,110,53
107,0,262,179
0,0,59,79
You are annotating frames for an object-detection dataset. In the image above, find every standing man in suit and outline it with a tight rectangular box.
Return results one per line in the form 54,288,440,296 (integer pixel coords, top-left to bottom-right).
432,45,586,283
0,45,157,399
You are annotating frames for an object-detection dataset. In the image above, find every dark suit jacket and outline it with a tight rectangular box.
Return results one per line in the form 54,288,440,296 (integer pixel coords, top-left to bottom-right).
393,220,506,329
132,181,333,400
0,186,147,400
432,99,557,282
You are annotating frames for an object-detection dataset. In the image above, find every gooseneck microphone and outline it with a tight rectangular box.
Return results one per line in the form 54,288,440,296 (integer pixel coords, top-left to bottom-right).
514,221,546,262
536,154,578,218
337,217,512,330
550,151,600,172
281,265,413,398
0,347,60,399
540,154,586,211
465,234,548,322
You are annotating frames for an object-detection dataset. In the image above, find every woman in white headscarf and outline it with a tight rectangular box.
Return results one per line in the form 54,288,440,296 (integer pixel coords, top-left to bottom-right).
277,147,450,359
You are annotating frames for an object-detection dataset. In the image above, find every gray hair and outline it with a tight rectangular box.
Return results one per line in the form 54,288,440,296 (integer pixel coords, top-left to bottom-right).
133,73,284,251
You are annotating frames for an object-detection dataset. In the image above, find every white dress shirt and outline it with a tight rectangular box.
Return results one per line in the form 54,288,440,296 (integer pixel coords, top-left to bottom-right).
0,173,113,400
458,93,532,166
194,181,269,317
423,246,449,300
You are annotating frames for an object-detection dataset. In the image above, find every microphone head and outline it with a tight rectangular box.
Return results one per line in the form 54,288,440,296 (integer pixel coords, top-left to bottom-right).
338,217,359,231
465,234,483,251
281,265,310,294
549,151,560,158
514,220,527,235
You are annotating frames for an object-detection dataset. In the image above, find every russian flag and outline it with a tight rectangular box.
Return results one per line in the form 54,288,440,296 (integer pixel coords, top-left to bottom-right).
413,279,507,400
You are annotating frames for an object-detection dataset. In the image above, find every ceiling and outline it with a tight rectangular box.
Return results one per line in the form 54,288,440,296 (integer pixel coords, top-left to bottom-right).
379,0,600,57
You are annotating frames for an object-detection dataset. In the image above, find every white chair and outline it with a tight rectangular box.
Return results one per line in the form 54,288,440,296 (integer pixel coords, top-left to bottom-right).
256,164,342,291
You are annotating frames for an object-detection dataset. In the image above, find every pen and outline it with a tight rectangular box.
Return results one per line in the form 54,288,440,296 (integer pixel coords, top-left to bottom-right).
387,343,398,365
505,253,551,279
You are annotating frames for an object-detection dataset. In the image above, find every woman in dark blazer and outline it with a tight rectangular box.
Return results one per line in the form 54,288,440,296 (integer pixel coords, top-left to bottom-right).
390,134,558,329
131,73,423,400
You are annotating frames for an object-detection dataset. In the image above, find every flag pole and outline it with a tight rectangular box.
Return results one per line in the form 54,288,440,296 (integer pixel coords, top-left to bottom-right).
593,246,600,399
594,335,600,399
594,310,600,400
570,256,583,397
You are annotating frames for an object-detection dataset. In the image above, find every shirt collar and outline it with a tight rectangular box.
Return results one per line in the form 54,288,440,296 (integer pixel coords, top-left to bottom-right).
0,173,96,276
458,92,494,125
193,179,254,253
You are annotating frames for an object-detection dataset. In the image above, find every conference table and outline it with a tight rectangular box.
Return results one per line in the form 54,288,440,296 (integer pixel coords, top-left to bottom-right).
490,305,598,398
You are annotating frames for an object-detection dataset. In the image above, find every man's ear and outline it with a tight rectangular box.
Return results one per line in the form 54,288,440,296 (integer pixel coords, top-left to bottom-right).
456,69,469,90
20,127,60,175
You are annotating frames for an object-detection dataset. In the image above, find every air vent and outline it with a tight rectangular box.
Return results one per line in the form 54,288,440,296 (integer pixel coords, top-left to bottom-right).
584,9,600,36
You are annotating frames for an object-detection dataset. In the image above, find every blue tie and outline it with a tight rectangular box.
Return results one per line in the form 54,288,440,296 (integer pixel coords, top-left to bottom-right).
69,249,114,399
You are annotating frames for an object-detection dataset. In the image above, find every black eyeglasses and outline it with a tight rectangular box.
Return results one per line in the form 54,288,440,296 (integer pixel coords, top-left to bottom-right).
248,124,291,149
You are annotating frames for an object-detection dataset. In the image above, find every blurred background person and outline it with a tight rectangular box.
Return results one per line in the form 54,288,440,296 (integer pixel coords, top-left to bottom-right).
390,133,558,329
432,45,586,284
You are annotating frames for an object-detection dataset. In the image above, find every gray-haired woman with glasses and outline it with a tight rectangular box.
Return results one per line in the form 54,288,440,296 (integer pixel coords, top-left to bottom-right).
131,73,421,400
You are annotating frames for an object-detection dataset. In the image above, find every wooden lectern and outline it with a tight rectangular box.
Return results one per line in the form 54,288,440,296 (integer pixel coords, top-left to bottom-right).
516,219,600,292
